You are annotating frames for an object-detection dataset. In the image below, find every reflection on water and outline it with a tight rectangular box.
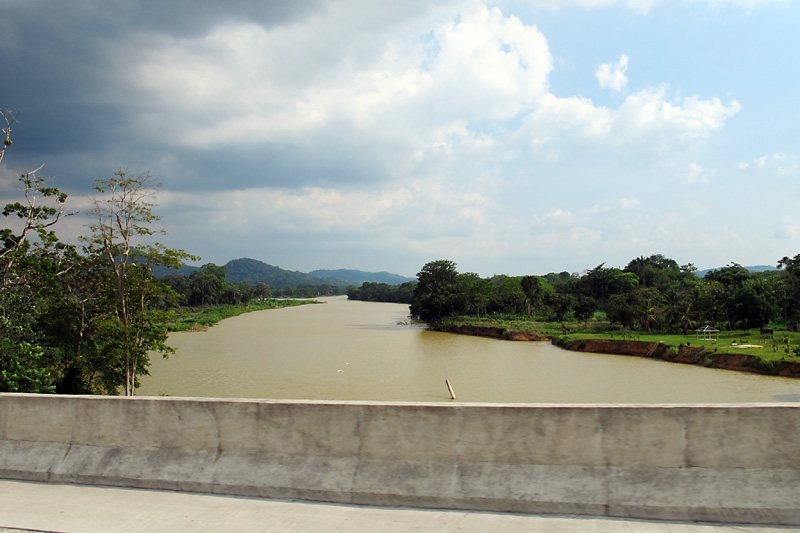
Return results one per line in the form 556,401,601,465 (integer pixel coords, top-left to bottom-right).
139,296,800,403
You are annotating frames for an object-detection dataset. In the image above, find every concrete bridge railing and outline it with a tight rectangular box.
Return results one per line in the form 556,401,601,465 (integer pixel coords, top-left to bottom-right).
0,394,798,525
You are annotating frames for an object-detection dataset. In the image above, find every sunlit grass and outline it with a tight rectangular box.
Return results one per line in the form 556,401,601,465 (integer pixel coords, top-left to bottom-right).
438,314,800,364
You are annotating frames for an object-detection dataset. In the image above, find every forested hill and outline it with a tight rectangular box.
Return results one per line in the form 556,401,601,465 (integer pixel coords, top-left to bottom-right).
696,265,777,278
309,269,415,286
155,258,413,289
224,258,346,288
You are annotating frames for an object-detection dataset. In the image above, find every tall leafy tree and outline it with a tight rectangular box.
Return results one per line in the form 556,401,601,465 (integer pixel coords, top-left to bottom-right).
84,170,196,395
0,111,73,393
731,279,778,331
410,260,461,322
777,254,800,320
458,272,494,317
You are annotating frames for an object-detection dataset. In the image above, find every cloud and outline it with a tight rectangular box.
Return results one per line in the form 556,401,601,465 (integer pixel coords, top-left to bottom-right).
775,216,800,240
738,153,799,176
680,163,711,184
3,0,783,277
520,0,782,11
692,0,789,10
596,54,629,91
87,3,555,192
516,0,654,11
522,86,740,157
3,1,743,195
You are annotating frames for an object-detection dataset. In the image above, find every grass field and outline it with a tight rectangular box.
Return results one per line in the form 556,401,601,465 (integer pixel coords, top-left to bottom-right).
439,315,800,364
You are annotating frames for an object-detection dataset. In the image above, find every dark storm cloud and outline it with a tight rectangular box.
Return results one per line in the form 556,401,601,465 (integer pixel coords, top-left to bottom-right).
1,0,323,191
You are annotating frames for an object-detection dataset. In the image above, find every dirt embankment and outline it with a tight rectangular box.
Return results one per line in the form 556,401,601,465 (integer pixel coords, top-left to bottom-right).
555,338,800,378
439,325,550,342
438,325,800,378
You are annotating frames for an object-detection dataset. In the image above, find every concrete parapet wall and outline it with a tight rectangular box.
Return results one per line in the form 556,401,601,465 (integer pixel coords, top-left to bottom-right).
0,394,798,525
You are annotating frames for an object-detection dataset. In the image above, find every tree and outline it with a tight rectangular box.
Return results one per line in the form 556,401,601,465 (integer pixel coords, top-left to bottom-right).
704,263,750,288
521,276,550,319
0,110,73,393
777,254,800,320
188,263,228,306
0,109,16,166
254,282,272,300
84,170,196,395
624,254,682,290
409,260,461,322
574,296,598,327
547,291,575,322
493,276,528,315
731,279,778,331
580,263,636,303
458,272,494,317
0,113,73,292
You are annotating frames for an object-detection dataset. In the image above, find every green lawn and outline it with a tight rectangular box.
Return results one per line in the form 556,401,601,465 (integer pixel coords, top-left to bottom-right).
438,315,800,363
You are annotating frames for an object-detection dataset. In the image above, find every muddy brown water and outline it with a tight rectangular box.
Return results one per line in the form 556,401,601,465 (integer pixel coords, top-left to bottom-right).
138,296,800,403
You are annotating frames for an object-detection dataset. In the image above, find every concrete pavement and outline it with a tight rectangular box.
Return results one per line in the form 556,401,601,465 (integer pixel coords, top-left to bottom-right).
0,480,795,533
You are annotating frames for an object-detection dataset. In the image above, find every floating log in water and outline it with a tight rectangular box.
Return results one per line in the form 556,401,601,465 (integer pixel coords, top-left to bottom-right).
445,379,456,400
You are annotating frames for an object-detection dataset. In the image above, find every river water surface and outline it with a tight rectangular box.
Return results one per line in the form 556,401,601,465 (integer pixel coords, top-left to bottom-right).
139,296,800,403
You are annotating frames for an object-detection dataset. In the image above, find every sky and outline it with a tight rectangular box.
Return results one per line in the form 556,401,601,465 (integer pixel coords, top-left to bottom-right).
1,0,798,278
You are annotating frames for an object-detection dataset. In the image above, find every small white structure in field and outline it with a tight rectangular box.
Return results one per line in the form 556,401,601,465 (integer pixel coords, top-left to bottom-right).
695,325,720,341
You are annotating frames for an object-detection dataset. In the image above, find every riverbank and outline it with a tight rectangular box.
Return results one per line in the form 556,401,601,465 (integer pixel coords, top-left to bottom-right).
163,298,321,331
437,324,800,378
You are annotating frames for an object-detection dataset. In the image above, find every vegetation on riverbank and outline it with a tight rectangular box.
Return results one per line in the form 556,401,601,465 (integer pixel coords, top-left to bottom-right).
0,118,334,395
162,299,320,332
433,314,800,375
405,254,800,376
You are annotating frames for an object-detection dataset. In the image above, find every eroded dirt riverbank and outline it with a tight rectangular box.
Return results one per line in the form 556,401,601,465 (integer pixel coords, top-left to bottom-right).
438,325,800,378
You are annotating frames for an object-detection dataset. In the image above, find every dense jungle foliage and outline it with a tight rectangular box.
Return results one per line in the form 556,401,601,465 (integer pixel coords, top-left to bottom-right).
403,257,800,335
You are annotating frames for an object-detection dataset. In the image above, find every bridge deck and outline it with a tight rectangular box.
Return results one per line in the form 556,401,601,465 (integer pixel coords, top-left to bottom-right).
0,480,787,533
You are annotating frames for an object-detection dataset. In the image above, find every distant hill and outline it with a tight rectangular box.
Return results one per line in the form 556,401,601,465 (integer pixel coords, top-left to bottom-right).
696,265,778,278
309,269,415,286
153,258,414,288
224,258,347,288
150,263,199,278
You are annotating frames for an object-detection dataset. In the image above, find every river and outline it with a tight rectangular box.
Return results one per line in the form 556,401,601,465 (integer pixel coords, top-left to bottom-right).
138,296,800,403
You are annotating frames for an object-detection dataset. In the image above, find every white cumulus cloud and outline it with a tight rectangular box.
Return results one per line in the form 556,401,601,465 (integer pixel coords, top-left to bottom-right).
596,54,629,91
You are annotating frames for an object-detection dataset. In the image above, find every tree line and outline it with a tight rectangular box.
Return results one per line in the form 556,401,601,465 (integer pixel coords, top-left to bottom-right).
346,281,417,303
407,256,800,333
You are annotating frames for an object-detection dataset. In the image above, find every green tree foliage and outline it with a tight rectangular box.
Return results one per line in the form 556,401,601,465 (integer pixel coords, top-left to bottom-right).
458,273,494,317
777,254,800,321
1,172,71,290
521,276,551,319
0,114,72,393
409,260,461,322
704,262,751,288
83,171,197,395
731,279,778,330
406,253,793,333
347,281,417,303
624,254,683,290
579,264,637,304
254,282,272,299
0,339,55,393
492,276,528,315
188,264,228,306
574,296,598,327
